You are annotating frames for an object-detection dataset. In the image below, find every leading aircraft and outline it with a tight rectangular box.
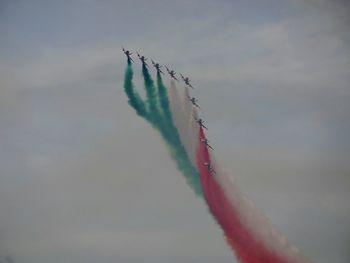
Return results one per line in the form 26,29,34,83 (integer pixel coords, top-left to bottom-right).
201,138,213,150
122,47,133,63
180,73,194,89
165,66,179,81
204,162,216,175
151,60,164,74
137,52,148,67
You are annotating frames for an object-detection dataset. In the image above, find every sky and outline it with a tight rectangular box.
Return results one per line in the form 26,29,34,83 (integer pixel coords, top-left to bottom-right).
0,0,349,262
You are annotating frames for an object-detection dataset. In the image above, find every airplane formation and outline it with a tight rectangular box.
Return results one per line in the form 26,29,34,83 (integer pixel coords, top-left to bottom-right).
123,48,216,175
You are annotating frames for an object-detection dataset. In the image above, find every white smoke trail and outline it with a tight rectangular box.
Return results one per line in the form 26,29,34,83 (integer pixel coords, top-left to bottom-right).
210,155,311,263
182,86,199,166
168,80,187,140
168,81,198,166
187,107,200,166
169,80,310,263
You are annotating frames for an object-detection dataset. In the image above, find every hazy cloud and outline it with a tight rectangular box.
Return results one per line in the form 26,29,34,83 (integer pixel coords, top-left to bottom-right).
0,1,349,263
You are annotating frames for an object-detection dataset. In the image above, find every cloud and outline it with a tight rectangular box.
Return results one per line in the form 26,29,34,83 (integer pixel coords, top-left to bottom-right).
0,1,349,262
291,0,350,34
0,44,122,90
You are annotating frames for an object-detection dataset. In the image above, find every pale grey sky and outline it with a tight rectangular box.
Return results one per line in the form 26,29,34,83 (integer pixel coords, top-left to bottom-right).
0,1,349,263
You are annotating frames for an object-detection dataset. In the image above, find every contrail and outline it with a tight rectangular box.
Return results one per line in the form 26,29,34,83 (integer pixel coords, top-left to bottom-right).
170,81,311,263
196,127,310,263
141,64,160,119
123,63,203,196
156,72,172,122
123,61,148,119
122,57,311,263
182,86,199,166
168,81,199,165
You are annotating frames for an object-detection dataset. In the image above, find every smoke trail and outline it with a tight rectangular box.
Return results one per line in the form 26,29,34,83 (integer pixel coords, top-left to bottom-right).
124,63,203,196
124,59,310,263
141,64,160,118
123,62,148,119
168,81,192,154
167,81,199,169
142,68,176,144
208,156,309,263
196,127,292,263
156,72,172,122
168,82,310,263
182,87,199,166
154,79,202,196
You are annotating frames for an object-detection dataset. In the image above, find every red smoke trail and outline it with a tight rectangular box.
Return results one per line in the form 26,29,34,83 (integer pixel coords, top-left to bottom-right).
196,127,291,263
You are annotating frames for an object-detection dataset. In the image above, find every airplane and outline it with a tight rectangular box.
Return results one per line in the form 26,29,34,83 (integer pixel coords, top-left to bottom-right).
180,73,194,89
201,138,213,150
137,52,148,67
188,96,200,109
122,47,133,62
193,116,207,130
165,66,179,81
204,162,216,174
151,60,164,74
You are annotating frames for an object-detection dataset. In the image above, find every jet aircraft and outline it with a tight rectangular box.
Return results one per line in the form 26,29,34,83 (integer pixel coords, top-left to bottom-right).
122,47,133,62
193,116,207,130
137,52,148,67
201,138,213,150
204,162,216,174
180,73,194,89
165,66,179,81
151,60,164,74
188,97,200,109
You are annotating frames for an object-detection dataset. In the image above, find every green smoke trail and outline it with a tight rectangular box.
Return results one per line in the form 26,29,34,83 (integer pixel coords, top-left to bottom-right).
165,139,202,195
154,72,202,194
140,65,173,142
123,61,148,120
142,65,160,118
124,62,203,196
143,68,203,196
156,73,171,120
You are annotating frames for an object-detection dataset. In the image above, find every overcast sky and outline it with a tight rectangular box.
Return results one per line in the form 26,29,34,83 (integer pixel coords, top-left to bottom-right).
0,1,349,263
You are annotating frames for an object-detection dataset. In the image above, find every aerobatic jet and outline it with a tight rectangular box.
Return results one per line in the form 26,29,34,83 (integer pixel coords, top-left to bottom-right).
194,116,207,130
137,52,148,67
204,162,216,174
151,60,164,74
180,73,194,89
188,96,200,109
201,138,213,150
122,47,133,62
165,66,179,81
